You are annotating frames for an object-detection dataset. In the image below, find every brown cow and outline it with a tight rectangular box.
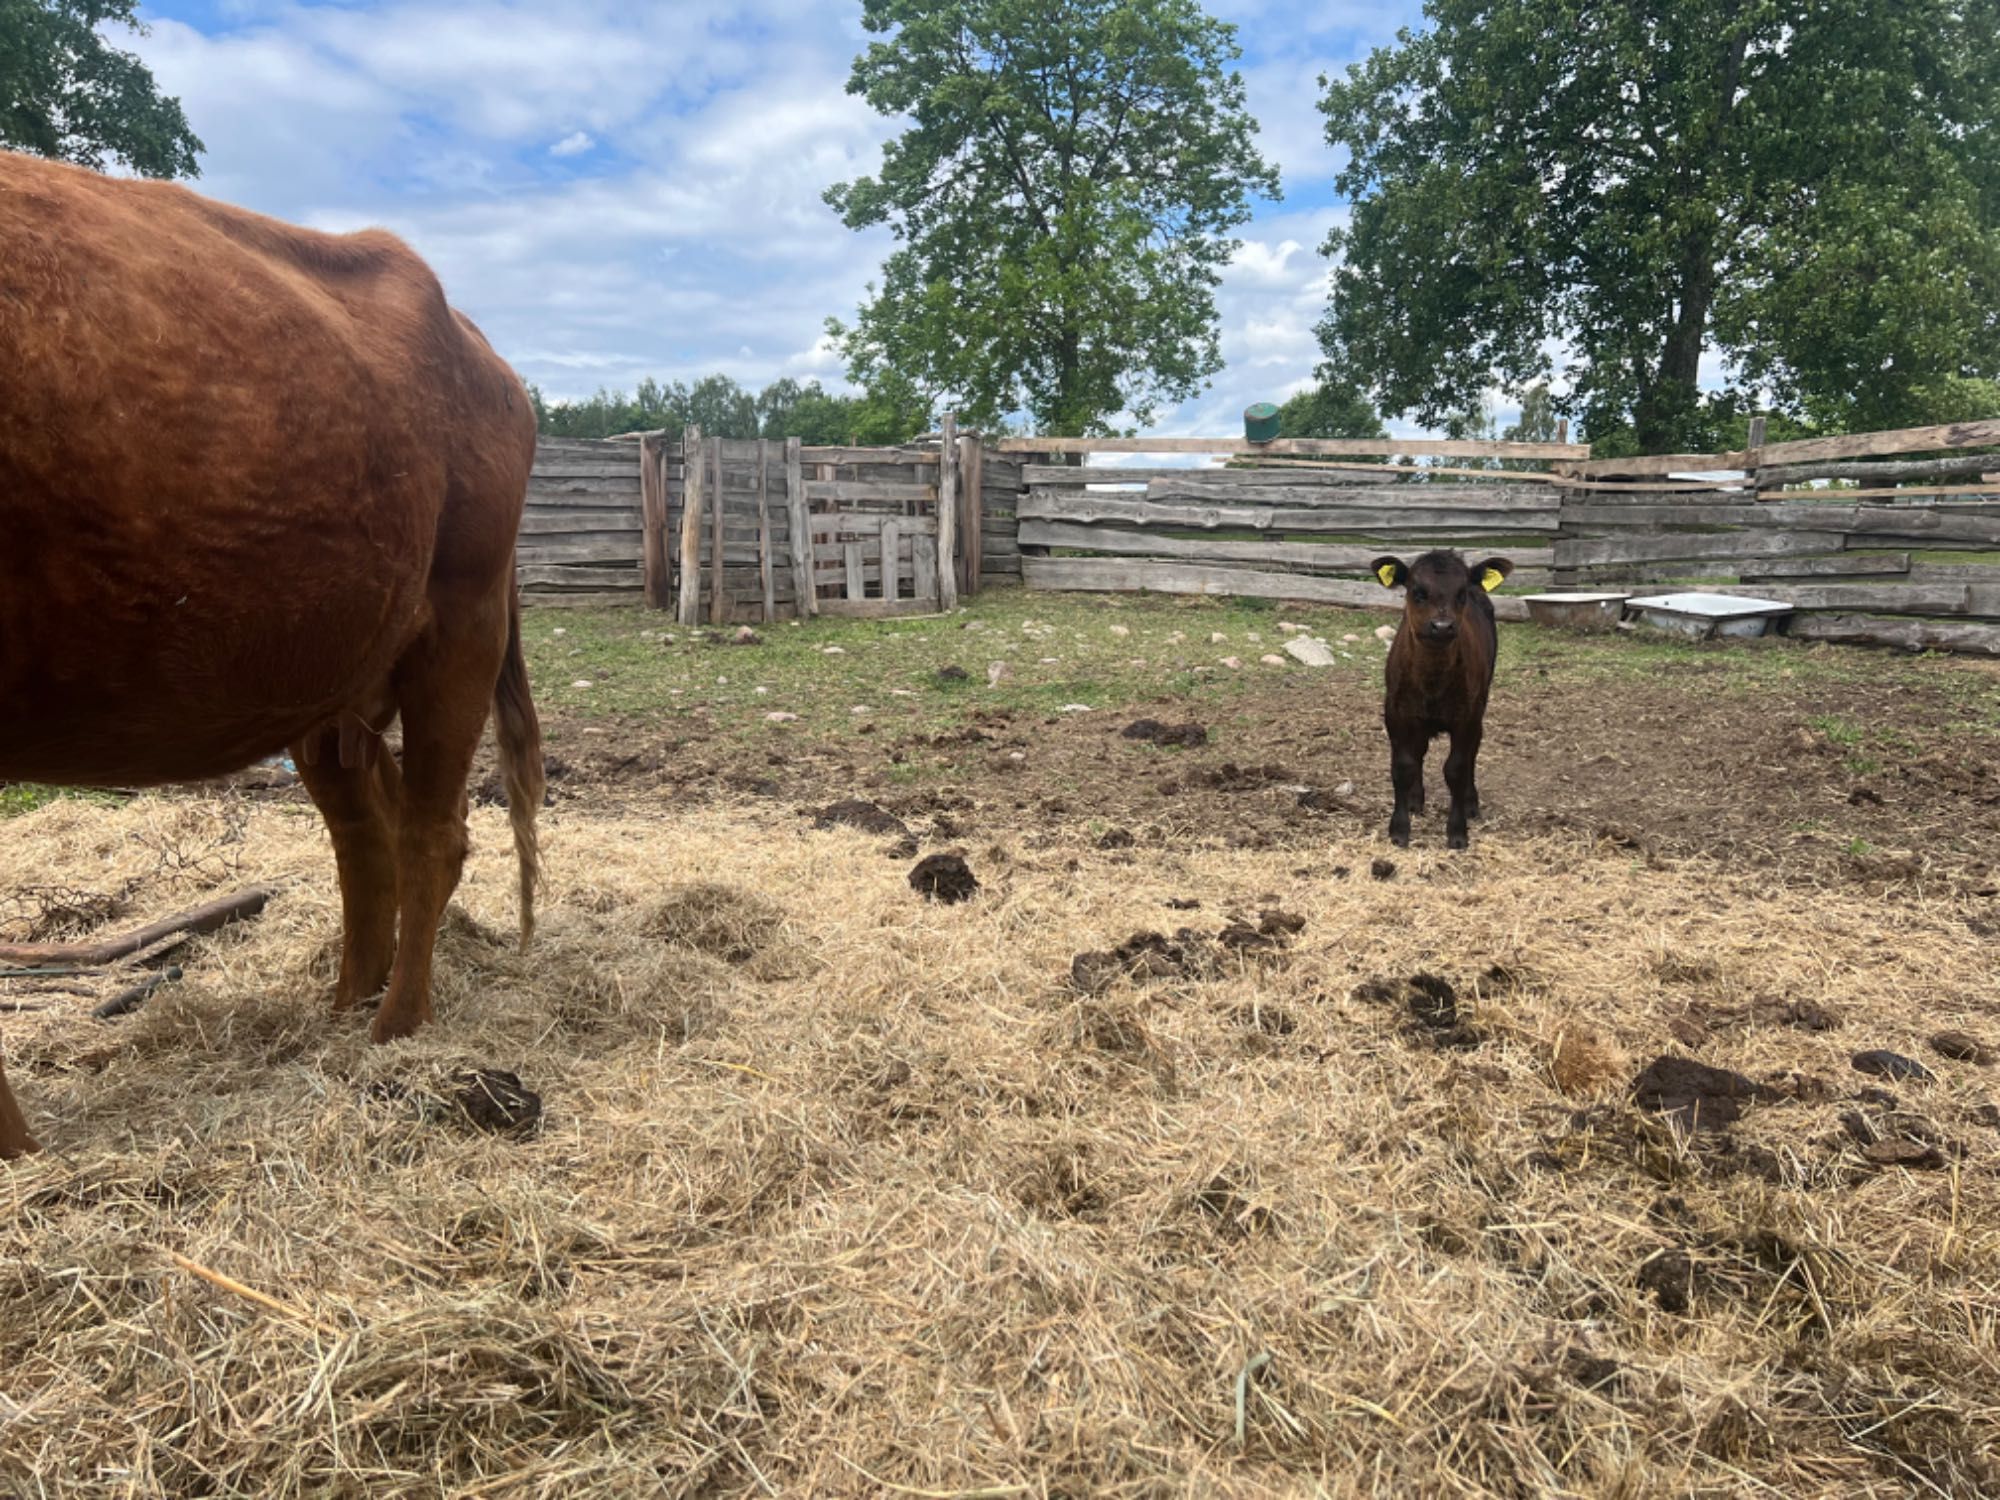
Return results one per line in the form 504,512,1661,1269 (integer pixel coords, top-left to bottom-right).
1371,549,1514,850
0,152,545,1158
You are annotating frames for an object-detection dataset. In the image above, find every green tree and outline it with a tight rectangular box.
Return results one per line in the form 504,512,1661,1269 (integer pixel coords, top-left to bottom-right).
1317,0,2000,453
825,0,1279,436
1276,380,1386,441
1,0,202,176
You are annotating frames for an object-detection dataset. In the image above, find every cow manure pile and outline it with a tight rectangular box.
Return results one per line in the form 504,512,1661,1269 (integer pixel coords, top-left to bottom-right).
1119,717,1207,747
1070,907,1305,993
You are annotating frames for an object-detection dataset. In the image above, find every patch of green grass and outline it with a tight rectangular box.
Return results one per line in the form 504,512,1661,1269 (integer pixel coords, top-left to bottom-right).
0,784,122,819
1845,754,1882,776
519,586,1383,749
519,583,2000,753
1847,836,1876,857
1808,714,1864,745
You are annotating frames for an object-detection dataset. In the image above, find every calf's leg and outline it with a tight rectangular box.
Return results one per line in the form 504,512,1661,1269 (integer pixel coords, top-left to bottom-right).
1388,727,1426,847
295,733,403,1012
1443,720,1484,850
0,1053,39,1160
371,595,506,1043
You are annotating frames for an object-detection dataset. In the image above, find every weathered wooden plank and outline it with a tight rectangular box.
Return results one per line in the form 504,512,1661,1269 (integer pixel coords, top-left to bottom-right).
1736,582,1971,613
784,438,814,619
1555,531,1836,568
803,480,940,504
518,512,641,535
798,445,935,466
516,537,646,566
638,435,666,610
1019,519,1551,573
880,520,901,603
1755,484,2000,503
517,565,644,589
755,439,775,623
995,435,1589,460
961,432,983,596
1149,478,1556,511
708,437,725,626
937,413,960,611
843,542,865,601
1850,507,2000,545
519,589,646,608
1757,419,2000,468
1561,503,1860,530
913,533,938,602
1786,613,2000,656
1740,553,1911,579
676,426,704,626
1226,460,1545,485
1021,490,1558,534
1020,556,1532,619
809,513,938,537
1757,454,2000,487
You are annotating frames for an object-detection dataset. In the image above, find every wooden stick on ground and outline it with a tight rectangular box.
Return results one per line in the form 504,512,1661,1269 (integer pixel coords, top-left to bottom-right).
164,1250,339,1335
0,886,274,967
93,966,182,1020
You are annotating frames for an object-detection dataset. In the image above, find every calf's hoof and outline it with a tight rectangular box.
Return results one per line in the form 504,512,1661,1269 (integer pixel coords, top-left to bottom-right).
1388,826,1411,848
1447,832,1470,851
0,1134,40,1161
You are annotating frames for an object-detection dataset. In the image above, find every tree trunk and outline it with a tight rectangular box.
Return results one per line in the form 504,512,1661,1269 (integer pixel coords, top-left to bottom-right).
1635,242,1719,453
1632,23,1749,456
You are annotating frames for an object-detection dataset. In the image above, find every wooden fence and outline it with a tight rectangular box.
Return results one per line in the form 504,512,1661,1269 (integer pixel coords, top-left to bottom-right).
517,418,2000,654
516,427,1031,620
998,421,2000,653
518,438,649,605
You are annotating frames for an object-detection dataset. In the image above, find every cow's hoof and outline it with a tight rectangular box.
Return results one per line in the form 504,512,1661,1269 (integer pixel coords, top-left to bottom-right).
1389,828,1411,848
1447,834,1469,851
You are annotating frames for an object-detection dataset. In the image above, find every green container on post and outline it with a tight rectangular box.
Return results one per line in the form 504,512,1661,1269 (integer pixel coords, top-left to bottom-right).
1243,402,1281,444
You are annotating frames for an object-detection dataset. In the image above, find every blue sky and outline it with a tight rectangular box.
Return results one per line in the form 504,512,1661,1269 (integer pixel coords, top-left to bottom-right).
130,0,1425,434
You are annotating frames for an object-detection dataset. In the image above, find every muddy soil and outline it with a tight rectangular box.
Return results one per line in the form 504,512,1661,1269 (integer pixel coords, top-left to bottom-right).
497,656,2000,901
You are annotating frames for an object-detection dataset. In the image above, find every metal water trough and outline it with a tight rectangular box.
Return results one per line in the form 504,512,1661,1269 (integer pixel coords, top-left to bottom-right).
1519,592,1630,631
1625,591,1795,640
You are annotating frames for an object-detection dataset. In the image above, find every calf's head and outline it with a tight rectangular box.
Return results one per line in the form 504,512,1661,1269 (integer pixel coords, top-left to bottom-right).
1372,551,1513,646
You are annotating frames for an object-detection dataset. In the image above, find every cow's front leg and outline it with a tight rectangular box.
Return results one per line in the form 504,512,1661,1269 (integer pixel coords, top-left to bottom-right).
1388,729,1426,847
1443,721,1483,850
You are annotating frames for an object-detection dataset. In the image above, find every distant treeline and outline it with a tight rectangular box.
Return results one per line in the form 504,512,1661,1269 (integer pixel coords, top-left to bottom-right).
529,375,931,445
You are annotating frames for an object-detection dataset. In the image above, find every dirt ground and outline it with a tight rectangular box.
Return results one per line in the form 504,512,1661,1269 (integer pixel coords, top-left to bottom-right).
508,617,2000,899
3,590,1998,1498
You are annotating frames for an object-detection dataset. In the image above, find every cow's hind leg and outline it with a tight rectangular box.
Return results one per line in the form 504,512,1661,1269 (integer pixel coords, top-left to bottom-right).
296,728,402,1011
1443,721,1483,851
371,599,506,1043
0,1052,39,1159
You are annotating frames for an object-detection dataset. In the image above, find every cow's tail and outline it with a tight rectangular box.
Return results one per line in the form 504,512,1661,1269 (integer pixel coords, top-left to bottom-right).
493,574,545,950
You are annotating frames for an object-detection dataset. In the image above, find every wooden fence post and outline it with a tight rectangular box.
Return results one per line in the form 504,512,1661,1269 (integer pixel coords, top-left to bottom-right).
639,434,669,610
785,438,815,617
936,412,960,611
677,424,704,626
960,430,984,595
756,438,775,622
709,435,726,625
1745,415,1768,496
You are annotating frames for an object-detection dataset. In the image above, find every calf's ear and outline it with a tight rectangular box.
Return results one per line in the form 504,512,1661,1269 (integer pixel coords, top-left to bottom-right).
1371,556,1408,589
1470,557,1514,592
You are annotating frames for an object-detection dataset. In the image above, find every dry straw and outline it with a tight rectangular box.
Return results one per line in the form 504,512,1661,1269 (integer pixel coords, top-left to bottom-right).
1,788,1996,1497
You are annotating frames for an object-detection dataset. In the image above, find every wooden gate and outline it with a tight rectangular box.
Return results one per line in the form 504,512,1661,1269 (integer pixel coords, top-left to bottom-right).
647,416,978,624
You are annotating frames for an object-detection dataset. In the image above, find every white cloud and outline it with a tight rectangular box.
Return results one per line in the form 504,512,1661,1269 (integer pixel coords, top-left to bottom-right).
126,0,1460,429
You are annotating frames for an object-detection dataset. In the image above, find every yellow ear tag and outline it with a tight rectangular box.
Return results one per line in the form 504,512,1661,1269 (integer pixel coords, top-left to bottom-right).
1480,567,1505,592
1376,563,1400,588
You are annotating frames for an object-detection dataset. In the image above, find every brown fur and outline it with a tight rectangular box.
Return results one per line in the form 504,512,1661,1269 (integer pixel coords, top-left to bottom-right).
1372,549,1513,851
0,151,544,1157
